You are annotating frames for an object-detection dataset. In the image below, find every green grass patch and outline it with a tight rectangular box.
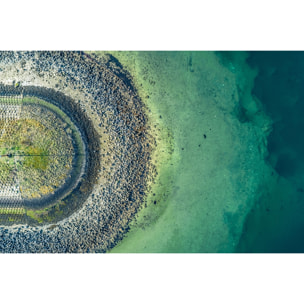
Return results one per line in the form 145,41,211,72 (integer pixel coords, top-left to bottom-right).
23,146,49,170
26,201,64,223
0,161,14,183
26,209,44,223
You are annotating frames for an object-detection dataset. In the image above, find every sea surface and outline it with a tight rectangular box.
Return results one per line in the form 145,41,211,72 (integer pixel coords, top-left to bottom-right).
237,52,304,253
95,51,304,253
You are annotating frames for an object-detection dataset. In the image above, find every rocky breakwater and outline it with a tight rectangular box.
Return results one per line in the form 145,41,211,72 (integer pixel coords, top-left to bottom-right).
0,51,155,253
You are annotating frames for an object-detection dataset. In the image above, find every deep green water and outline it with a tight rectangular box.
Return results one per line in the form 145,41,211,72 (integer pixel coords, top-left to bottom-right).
237,52,304,253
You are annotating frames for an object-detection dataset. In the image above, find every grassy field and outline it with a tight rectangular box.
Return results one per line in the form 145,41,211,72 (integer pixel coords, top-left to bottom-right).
0,112,74,197
0,95,86,224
